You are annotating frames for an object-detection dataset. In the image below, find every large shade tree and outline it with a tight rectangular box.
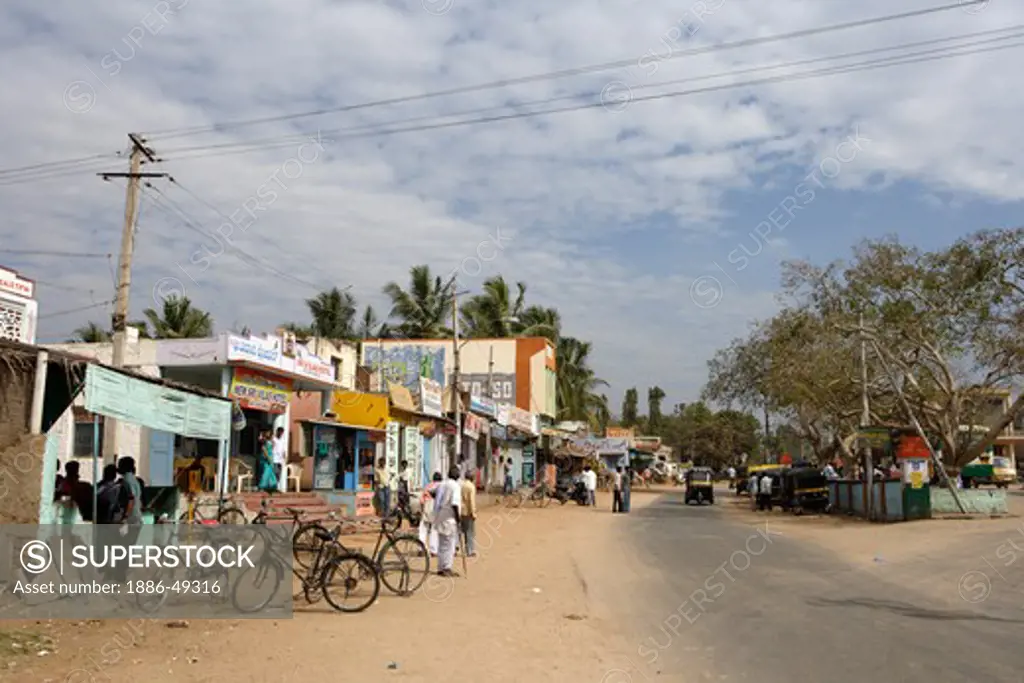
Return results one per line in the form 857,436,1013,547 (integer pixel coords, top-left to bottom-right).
306,287,357,342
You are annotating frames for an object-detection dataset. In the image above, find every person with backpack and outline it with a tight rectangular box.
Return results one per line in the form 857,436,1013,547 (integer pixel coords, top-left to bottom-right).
95,464,122,524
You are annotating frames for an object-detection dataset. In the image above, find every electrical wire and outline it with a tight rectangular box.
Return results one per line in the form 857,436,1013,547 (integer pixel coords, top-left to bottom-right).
0,249,112,258
144,0,985,141
165,177,341,287
38,300,115,319
161,36,1024,163
0,153,119,178
140,183,329,292
158,26,1024,160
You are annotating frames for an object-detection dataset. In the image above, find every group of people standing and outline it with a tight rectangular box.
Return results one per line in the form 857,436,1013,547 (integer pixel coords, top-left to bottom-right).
373,459,478,577
55,456,143,527
577,464,632,513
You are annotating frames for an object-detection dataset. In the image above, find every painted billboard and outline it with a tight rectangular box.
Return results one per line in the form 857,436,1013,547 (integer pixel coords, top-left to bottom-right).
459,372,515,404
364,344,446,392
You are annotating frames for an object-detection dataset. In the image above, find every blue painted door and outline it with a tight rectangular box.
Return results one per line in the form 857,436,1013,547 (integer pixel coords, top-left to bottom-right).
149,430,175,487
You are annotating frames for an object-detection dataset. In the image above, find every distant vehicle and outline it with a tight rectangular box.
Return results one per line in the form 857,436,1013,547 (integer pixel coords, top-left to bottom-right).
779,467,830,515
736,463,790,496
960,450,1017,488
684,467,715,505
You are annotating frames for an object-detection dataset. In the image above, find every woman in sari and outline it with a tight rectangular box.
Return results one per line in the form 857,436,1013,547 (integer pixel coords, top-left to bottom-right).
419,472,443,556
258,430,278,493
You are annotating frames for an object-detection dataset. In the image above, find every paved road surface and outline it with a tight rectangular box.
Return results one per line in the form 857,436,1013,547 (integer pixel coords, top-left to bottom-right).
611,489,1023,683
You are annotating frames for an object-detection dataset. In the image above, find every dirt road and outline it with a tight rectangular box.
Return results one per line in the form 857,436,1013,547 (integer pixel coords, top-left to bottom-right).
4,493,644,683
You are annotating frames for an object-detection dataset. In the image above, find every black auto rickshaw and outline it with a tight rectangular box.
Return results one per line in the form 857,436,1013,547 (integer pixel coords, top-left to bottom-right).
779,467,830,515
684,467,715,505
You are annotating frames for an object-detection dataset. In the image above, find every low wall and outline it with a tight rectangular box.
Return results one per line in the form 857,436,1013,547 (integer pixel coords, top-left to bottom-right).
828,479,905,522
930,488,1007,515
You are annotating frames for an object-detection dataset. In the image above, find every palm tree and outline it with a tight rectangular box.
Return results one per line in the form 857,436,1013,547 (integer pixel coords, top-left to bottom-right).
142,296,213,339
517,305,561,341
556,336,609,422
306,287,357,342
356,304,392,339
460,276,525,338
382,265,454,338
71,321,110,343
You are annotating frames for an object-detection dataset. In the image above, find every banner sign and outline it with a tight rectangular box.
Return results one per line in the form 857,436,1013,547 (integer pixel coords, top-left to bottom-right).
459,372,515,404
469,393,497,418
84,365,231,442
385,422,401,478
419,377,443,417
496,403,510,427
404,425,422,489
229,368,292,414
605,426,634,439
463,413,483,440
507,406,533,434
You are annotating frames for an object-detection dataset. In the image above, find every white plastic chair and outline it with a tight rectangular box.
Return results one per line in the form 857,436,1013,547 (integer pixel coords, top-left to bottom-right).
233,460,253,493
287,463,302,493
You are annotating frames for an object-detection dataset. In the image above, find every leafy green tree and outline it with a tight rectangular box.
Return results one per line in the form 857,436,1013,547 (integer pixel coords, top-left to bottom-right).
621,388,639,427
382,265,454,338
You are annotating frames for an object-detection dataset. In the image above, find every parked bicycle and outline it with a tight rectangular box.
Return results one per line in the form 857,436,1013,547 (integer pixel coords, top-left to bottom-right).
177,494,246,525
293,508,429,596
501,482,552,508
233,522,380,613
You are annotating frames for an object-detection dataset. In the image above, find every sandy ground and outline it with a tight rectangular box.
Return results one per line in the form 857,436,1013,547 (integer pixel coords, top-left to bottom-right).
2,493,647,683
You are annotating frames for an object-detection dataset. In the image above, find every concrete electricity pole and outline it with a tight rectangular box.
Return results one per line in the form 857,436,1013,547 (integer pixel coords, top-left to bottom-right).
98,134,166,459
859,313,873,519
452,292,463,469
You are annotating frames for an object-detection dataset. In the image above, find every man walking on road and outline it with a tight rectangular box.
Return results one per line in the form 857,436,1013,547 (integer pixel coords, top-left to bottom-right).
582,465,597,507
434,465,463,577
460,469,477,557
758,471,774,512
612,466,623,513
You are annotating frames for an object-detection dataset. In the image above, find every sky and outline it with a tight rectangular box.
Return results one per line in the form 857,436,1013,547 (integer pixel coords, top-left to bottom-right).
1,0,1023,413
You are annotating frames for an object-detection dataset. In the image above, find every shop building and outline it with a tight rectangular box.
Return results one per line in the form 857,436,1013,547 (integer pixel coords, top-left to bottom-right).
45,333,341,492
0,265,38,344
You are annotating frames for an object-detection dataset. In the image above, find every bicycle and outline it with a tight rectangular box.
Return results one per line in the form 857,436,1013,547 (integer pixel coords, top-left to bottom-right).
295,509,429,596
177,494,246,525
134,522,231,614
234,523,380,613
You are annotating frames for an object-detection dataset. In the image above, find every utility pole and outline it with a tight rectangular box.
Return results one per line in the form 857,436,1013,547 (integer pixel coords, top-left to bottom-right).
98,134,167,460
452,293,463,470
485,344,494,487
859,312,873,519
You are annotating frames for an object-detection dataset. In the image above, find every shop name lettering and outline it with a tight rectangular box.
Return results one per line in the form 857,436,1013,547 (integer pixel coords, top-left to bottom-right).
231,340,279,362
232,384,287,406
296,357,330,378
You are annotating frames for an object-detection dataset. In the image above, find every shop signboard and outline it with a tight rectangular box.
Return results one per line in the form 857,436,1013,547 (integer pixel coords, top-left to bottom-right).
491,423,507,441
904,459,927,488
463,413,483,440
460,373,515,404
605,426,634,440
227,334,281,365
364,344,446,392
522,444,536,485
385,422,401,478
507,406,533,434
419,377,443,417
229,368,292,414
403,425,422,489
469,393,496,418
496,403,510,427
291,349,334,382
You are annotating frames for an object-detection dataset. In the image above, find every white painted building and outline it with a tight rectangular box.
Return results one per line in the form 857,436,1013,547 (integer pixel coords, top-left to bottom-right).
0,265,38,344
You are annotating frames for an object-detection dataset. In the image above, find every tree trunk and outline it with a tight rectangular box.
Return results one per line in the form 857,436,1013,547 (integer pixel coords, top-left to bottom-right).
953,394,1024,467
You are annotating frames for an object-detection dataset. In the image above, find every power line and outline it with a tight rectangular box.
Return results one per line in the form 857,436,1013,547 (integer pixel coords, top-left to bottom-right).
161,36,1024,163
159,26,1024,160
144,1,985,141
0,248,113,258
140,183,329,292
38,300,115,320
165,177,341,287
0,153,119,178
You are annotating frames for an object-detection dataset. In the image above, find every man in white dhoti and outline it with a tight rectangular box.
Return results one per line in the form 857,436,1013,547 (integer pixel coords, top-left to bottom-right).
434,465,463,577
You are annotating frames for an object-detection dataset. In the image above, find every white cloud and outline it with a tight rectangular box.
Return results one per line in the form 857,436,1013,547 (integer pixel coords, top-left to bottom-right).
1,0,1021,408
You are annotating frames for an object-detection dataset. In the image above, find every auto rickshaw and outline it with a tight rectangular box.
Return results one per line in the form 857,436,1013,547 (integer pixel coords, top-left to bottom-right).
684,467,715,505
779,467,830,515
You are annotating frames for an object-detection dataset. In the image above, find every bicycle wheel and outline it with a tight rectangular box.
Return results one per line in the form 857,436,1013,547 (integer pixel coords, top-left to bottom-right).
231,556,284,614
377,534,430,596
217,506,246,525
321,552,380,613
177,509,205,524
292,522,329,571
